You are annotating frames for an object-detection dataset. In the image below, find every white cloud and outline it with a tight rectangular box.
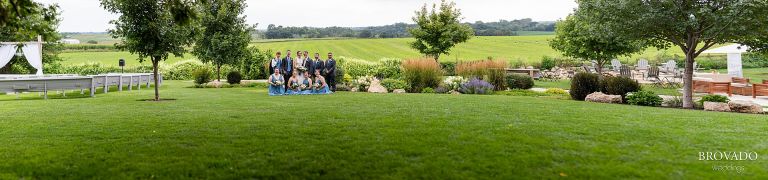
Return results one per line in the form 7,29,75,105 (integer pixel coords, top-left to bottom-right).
35,0,577,32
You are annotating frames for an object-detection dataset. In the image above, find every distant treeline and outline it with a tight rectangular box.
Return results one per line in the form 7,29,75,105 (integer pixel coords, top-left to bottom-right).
261,18,555,39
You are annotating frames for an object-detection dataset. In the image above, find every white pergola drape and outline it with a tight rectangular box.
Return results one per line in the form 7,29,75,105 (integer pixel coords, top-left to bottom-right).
22,43,43,75
0,45,16,69
0,43,44,75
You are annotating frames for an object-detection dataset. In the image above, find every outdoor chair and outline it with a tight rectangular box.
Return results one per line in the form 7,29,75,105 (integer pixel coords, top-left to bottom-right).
582,65,595,74
620,65,633,79
647,66,664,88
611,59,622,72
635,59,649,71
753,80,768,99
661,60,677,74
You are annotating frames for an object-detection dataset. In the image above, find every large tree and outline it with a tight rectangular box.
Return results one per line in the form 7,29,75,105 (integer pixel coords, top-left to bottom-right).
577,0,768,108
192,0,252,82
549,14,644,75
0,2,62,74
101,0,198,101
408,0,473,61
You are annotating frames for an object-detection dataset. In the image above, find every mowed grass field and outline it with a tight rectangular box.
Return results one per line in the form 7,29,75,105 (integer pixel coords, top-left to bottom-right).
0,81,766,179
59,35,709,66
60,51,196,66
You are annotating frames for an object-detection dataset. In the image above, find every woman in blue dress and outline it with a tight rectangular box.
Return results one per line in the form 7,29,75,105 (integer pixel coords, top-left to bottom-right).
300,71,314,95
312,70,332,94
285,71,301,95
268,68,285,96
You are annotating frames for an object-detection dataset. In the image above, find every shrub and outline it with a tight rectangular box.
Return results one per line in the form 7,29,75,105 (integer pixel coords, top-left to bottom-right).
402,59,443,93
665,96,683,107
459,78,494,95
193,68,212,85
339,57,378,78
456,60,508,90
698,94,729,106
442,76,467,92
421,87,436,94
570,72,600,101
626,91,663,106
381,78,409,92
162,60,209,80
240,47,271,80
696,58,727,69
434,86,450,94
440,61,457,76
506,74,534,89
601,76,641,100
350,76,375,91
227,71,243,84
86,40,98,44
375,58,402,79
545,88,568,95
540,56,556,70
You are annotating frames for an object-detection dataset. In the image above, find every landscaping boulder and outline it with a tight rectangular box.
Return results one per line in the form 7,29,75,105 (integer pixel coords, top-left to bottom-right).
585,92,622,104
704,102,731,112
367,79,388,93
728,100,764,114
393,89,406,94
450,90,461,95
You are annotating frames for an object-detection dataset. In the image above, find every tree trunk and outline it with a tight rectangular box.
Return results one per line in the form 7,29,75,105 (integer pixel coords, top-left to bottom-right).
682,51,695,109
595,61,604,76
217,64,221,82
152,56,160,101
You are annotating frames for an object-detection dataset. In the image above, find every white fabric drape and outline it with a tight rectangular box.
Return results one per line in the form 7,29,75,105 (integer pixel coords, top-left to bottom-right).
0,45,17,69
22,43,43,75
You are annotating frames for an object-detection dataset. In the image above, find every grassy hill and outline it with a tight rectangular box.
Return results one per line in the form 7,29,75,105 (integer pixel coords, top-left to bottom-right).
59,35,721,66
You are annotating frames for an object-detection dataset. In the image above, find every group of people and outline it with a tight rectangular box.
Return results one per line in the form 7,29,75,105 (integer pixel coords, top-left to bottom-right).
268,50,337,96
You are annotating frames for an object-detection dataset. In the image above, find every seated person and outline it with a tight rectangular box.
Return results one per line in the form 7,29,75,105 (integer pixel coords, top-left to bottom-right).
267,68,285,96
312,70,332,94
300,71,314,95
285,71,301,95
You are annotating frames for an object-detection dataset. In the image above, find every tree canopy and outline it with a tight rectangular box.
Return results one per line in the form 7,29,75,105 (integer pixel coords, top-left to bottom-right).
408,0,474,61
576,0,768,108
192,0,252,81
0,2,62,74
549,14,644,75
101,0,198,101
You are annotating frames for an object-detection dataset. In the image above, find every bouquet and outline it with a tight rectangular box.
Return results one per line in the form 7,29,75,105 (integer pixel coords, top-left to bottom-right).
313,82,322,90
297,66,308,72
290,83,299,90
273,80,284,86
299,84,307,90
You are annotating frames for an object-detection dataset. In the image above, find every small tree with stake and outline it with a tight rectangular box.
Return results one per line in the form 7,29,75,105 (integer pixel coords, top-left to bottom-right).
408,0,473,62
101,0,198,101
549,14,644,76
192,0,252,82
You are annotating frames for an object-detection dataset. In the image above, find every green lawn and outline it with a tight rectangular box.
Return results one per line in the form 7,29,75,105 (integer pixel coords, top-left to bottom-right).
0,81,765,179
717,68,768,83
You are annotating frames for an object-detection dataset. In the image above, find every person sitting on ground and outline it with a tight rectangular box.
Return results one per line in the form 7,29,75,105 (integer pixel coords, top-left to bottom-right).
312,70,332,94
285,71,301,95
300,71,313,95
268,68,285,96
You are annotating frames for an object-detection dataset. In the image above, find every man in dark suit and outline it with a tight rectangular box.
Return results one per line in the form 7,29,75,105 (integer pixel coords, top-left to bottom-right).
312,53,324,78
303,51,313,75
282,50,293,89
324,52,337,91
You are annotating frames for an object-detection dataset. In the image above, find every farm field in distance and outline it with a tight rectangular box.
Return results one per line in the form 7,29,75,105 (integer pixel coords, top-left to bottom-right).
61,33,725,67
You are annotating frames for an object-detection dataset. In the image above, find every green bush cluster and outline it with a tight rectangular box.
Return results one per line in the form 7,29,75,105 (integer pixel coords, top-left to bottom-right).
569,72,600,101
440,61,457,76
545,88,568,95
600,76,641,100
421,87,436,94
227,71,243,84
61,44,116,52
57,63,152,75
540,56,556,70
505,74,534,89
338,57,402,79
193,68,212,85
381,78,409,92
626,91,663,106
240,48,272,80
698,94,729,107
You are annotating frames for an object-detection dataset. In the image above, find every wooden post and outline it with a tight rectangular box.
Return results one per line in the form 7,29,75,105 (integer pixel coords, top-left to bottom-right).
38,35,43,75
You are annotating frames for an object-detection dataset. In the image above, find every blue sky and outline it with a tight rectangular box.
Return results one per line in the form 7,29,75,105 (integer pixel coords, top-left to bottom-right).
36,0,577,32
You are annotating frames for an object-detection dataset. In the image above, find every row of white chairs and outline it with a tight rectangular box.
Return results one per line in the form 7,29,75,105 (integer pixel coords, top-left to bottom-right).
0,73,162,99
